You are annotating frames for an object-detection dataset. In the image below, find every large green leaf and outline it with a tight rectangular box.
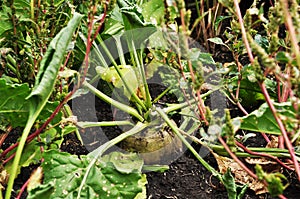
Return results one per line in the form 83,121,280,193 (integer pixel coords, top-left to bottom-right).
102,4,124,36
0,0,32,37
141,0,164,25
27,150,146,199
0,79,30,129
0,79,61,129
0,6,13,37
5,13,83,199
27,12,83,102
116,0,156,45
234,102,297,135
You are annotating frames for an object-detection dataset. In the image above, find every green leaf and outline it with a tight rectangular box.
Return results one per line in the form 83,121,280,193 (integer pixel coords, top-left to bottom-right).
222,169,237,199
234,102,297,135
0,6,13,37
102,152,144,174
214,16,231,31
208,37,226,45
0,79,62,129
0,79,30,129
276,51,291,63
254,34,269,53
141,0,165,25
198,53,215,65
96,65,139,99
27,12,83,103
0,0,32,37
102,4,124,36
117,1,156,44
27,150,146,199
5,13,83,199
222,168,247,199
189,49,215,65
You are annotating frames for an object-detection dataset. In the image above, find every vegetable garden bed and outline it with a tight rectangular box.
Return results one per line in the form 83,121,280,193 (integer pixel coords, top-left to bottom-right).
1,0,300,198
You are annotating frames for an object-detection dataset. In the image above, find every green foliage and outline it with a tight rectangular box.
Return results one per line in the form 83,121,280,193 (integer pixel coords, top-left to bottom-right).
141,0,164,25
224,64,277,108
234,102,297,135
222,168,247,199
27,12,82,104
0,79,30,129
0,79,62,130
28,150,147,199
0,0,30,37
5,12,83,199
97,65,139,99
255,164,288,197
2,0,300,198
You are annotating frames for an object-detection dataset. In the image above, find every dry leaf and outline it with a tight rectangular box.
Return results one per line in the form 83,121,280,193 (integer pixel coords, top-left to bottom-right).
0,165,8,190
266,136,278,148
27,167,43,191
212,151,268,195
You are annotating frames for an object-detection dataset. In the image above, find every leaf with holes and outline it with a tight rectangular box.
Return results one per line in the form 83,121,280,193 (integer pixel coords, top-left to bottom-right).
27,150,147,199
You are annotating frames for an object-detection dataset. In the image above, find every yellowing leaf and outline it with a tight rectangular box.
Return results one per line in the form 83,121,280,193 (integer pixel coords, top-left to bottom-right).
97,65,139,99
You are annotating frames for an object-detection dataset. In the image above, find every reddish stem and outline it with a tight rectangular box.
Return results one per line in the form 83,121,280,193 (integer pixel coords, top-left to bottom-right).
260,82,300,181
16,177,30,199
178,4,208,125
218,136,257,179
1,91,72,163
233,0,300,181
235,141,292,170
0,126,12,148
233,0,254,62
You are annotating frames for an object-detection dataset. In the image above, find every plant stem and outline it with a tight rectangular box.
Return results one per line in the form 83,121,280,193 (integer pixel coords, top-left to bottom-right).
63,104,83,144
218,136,257,179
156,107,222,181
77,121,134,128
260,82,300,181
126,39,149,111
279,0,300,69
163,89,215,113
233,0,300,181
233,0,254,62
83,81,144,122
5,110,38,199
30,0,34,20
235,141,292,170
88,122,148,158
16,177,30,199
114,36,127,66
96,36,147,111
152,87,171,104
138,48,152,109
